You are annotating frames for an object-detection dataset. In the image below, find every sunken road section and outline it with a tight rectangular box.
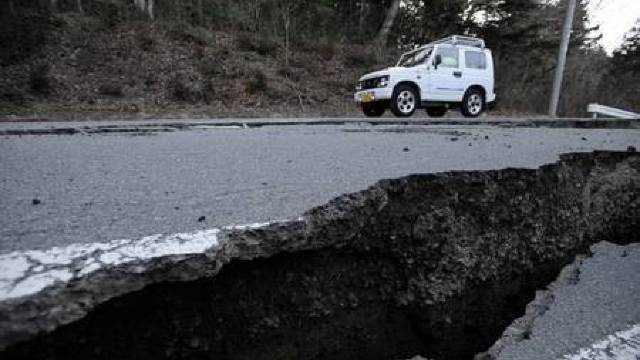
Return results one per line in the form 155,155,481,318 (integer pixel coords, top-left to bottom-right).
0,151,639,359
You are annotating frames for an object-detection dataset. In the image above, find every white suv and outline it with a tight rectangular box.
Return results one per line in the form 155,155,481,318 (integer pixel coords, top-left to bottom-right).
354,35,496,118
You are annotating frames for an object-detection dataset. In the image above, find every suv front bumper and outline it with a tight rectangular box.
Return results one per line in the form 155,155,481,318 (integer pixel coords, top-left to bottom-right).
354,88,393,103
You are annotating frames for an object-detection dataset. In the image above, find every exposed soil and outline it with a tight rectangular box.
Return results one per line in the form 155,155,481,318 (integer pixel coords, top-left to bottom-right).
2,251,570,360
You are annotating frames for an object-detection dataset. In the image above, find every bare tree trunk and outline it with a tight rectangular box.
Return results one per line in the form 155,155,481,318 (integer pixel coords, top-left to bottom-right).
284,10,290,66
77,0,83,13
359,0,366,38
8,0,15,14
147,0,154,20
278,1,294,66
376,0,401,47
253,0,261,33
175,0,181,23
134,0,154,19
198,0,204,26
50,0,58,12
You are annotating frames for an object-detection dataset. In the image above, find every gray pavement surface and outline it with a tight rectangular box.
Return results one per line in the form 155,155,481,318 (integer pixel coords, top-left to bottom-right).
1,124,639,252
496,242,640,360
1,117,639,135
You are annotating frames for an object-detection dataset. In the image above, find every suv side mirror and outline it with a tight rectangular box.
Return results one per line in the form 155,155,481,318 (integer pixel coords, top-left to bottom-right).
434,54,442,69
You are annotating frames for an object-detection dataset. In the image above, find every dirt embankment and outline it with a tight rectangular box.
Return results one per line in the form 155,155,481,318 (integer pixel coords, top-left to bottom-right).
1,151,639,359
0,10,390,120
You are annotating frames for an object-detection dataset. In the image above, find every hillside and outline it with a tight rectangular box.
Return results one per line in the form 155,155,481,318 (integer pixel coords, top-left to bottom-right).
0,11,393,119
1,1,638,119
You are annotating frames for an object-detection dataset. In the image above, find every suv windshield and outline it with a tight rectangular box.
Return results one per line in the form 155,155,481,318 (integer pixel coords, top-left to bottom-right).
397,47,432,67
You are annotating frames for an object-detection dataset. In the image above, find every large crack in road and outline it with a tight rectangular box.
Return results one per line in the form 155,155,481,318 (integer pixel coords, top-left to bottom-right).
0,151,638,359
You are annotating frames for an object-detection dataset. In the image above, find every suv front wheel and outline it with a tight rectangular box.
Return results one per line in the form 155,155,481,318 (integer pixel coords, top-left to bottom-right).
391,85,418,117
461,88,485,118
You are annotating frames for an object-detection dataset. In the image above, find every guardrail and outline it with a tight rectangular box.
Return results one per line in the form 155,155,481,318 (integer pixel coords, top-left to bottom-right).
588,104,640,119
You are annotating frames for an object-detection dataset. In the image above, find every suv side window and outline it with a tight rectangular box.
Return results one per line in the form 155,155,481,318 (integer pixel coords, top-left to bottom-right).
435,47,459,68
465,51,486,69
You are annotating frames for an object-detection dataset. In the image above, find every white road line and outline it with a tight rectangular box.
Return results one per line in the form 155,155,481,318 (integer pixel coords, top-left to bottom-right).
561,324,640,360
0,222,277,301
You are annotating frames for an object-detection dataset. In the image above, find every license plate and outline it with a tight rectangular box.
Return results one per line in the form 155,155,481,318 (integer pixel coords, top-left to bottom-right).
360,92,374,103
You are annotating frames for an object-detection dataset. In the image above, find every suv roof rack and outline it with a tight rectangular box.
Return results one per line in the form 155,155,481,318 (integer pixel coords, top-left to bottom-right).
429,35,485,49
396,35,486,65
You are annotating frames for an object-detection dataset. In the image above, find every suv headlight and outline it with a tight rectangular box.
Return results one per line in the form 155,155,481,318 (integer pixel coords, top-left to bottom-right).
377,75,390,88
356,82,363,91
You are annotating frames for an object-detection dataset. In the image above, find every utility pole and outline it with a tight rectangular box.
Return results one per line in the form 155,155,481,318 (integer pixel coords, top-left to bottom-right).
549,0,577,117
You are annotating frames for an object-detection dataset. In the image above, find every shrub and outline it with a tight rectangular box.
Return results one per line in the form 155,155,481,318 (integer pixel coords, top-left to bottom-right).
29,64,52,95
1,90,26,105
323,79,354,93
299,42,336,61
0,11,51,66
237,33,279,56
276,66,302,82
315,43,336,61
198,56,224,77
99,82,124,97
244,70,268,94
344,50,377,68
169,72,204,103
170,25,210,46
138,32,156,52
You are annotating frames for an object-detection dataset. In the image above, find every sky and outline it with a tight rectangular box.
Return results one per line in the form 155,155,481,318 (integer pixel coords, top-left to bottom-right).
588,0,640,53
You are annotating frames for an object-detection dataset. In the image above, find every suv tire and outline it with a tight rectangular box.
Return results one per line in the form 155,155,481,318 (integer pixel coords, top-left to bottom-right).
461,88,484,118
391,85,418,117
362,102,386,117
426,107,446,117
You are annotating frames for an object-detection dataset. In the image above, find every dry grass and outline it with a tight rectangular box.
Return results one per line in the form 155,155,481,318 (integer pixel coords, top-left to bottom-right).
0,13,388,117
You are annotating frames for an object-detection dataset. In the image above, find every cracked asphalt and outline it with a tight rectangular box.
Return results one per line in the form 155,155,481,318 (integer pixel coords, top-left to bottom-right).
1,123,639,252
496,242,640,360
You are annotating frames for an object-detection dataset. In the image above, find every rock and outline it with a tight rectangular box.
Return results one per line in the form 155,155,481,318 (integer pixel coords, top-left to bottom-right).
31,199,41,205
197,216,206,222
403,147,410,152
628,146,637,152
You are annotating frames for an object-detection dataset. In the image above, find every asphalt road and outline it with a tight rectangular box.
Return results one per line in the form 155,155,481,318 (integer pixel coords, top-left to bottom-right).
497,242,640,360
1,123,639,252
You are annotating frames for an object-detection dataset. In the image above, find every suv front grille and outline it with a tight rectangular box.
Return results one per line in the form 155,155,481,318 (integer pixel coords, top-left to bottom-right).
359,78,379,90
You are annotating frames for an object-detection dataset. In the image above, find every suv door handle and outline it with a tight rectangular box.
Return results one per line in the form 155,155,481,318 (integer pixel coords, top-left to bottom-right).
453,71,462,78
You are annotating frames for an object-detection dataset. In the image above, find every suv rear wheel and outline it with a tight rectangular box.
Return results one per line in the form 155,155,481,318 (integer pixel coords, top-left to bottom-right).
461,88,484,118
362,102,386,117
391,85,418,117
426,107,446,117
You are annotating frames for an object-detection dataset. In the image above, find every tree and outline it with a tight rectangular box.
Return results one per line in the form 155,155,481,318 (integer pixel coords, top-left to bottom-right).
394,0,467,47
134,0,154,19
612,19,640,73
377,0,401,47
275,0,303,66
197,0,204,26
